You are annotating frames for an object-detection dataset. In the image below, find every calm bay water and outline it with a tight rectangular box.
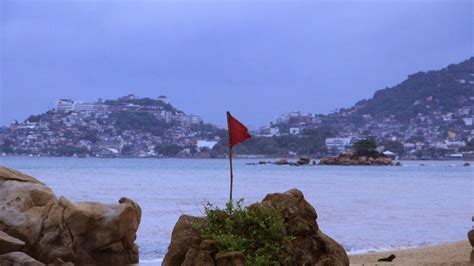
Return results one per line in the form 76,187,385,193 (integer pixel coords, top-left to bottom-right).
0,156,472,262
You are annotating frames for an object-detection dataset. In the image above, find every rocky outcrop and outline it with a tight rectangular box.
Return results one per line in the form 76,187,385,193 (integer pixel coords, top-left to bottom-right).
0,252,45,266
319,152,396,166
0,231,25,254
468,229,474,248
163,189,349,266
0,166,141,265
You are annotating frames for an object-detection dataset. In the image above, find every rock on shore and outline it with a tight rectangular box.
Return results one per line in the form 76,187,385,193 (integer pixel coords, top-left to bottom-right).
162,189,349,266
0,166,141,265
319,152,397,166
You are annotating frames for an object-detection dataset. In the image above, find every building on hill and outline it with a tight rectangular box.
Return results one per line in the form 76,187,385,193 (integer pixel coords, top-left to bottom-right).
325,137,352,154
56,99,75,112
289,127,301,135
158,95,169,104
196,140,218,151
56,99,108,114
258,126,280,137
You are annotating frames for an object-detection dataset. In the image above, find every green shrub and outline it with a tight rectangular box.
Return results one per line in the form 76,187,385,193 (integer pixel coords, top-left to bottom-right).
196,200,295,266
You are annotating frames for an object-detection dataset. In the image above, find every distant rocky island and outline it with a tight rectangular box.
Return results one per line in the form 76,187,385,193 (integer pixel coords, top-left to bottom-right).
0,57,473,160
319,139,399,166
319,152,397,166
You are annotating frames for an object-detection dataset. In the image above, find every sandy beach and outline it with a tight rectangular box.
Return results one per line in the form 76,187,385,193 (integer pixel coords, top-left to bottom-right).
349,240,472,265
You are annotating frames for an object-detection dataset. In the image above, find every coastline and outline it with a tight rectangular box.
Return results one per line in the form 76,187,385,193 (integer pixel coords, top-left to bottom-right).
143,241,473,265
349,240,471,265
1,154,473,161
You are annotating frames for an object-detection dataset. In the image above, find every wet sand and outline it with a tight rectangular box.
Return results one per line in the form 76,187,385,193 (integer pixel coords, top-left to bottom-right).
349,240,472,265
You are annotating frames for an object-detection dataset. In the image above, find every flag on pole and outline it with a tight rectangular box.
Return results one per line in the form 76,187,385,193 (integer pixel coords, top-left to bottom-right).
226,111,251,202
227,112,251,148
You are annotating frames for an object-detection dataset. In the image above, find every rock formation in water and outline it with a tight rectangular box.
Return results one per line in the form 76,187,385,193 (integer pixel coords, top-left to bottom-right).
319,152,397,166
162,189,349,266
0,166,141,265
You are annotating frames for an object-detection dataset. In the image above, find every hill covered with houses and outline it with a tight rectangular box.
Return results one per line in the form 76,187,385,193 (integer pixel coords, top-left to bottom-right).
0,95,225,157
1,58,473,159
252,57,474,159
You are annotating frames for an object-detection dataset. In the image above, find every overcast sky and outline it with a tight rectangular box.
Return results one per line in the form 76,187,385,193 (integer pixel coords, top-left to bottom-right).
0,0,472,128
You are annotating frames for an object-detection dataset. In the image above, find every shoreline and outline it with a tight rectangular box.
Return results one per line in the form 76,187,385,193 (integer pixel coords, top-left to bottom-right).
141,241,473,265
349,240,471,265
1,154,473,161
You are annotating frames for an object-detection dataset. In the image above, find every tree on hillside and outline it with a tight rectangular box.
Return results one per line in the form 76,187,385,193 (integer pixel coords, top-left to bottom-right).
113,111,171,136
155,144,182,157
0,139,14,154
353,139,380,157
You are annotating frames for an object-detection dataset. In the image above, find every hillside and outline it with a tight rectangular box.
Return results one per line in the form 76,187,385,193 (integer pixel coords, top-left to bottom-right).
350,57,474,121
1,58,473,159
258,57,474,158
0,95,224,157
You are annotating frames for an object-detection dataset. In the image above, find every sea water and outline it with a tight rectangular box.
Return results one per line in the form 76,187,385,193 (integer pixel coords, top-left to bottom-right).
0,157,472,262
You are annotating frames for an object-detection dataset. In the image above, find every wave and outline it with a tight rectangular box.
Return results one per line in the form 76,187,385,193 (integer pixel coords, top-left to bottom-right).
345,242,431,255
139,258,164,264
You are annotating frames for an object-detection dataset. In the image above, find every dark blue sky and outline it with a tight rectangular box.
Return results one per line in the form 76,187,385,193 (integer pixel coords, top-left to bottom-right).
1,0,472,128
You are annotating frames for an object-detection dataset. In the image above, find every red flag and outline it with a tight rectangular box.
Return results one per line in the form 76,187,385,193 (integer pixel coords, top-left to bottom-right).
227,112,251,148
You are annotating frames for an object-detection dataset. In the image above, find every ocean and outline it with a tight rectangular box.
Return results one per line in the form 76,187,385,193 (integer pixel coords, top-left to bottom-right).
0,157,472,263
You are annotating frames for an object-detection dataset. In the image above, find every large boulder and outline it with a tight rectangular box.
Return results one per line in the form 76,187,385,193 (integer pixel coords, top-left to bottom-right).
162,215,205,266
468,229,474,248
259,189,349,265
162,189,349,266
0,166,141,265
0,231,25,254
0,252,45,266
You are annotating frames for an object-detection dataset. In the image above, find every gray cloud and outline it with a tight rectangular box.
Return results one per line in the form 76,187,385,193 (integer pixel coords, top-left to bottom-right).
1,0,472,127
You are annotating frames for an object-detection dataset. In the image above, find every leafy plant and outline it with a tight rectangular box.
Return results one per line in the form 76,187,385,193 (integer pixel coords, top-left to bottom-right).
196,200,295,266
353,139,381,158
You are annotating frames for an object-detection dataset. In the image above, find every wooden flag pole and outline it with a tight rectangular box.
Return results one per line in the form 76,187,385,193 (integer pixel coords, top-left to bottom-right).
227,111,250,203
228,146,234,202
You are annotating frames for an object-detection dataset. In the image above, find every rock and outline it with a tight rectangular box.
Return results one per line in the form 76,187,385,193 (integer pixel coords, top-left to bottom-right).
274,159,289,165
0,231,25,255
297,157,310,165
215,252,245,266
0,252,45,266
199,240,218,254
319,152,394,166
259,189,348,265
50,257,74,266
0,166,141,265
468,229,474,248
464,162,470,166
162,189,349,266
162,215,205,266
182,248,215,266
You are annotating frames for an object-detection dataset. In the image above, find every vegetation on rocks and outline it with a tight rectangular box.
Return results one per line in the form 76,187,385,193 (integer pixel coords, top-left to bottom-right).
163,189,349,266
353,139,381,158
320,139,397,166
196,200,295,265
